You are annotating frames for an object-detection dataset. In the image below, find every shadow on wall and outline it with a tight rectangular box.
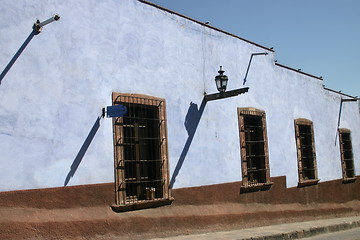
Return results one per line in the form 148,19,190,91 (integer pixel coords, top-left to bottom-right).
169,98,207,188
335,100,343,146
64,116,102,186
0,30,37,85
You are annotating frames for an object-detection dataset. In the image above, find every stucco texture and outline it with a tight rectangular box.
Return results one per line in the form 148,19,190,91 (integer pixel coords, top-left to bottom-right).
0,0,359,191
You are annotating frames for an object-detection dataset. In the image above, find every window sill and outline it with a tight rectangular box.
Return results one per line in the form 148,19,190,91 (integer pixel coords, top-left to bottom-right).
240,182,273,193
343,177,357,184
111,197,174,212
298,179,319,188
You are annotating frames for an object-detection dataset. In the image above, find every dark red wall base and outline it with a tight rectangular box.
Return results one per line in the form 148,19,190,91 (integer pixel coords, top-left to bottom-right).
1,176,358,209
0,176,359,239
172,176,360,206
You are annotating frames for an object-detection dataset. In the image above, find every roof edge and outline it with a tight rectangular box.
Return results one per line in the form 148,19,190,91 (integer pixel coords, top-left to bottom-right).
138,0,274,52
139,1,358,100
275,63,358,98
323,87,358,99
275,63,323,81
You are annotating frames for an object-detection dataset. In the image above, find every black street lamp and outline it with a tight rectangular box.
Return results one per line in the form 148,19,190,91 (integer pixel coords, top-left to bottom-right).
205,65,249,102
215,66,228,93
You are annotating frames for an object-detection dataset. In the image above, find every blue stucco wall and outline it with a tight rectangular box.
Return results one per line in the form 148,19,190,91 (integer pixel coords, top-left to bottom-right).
0,0,359,191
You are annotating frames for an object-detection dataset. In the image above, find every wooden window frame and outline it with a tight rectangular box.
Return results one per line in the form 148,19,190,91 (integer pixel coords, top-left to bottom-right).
294,118,319,187
111,93,173,212
238,108,272,193
338,128,356,183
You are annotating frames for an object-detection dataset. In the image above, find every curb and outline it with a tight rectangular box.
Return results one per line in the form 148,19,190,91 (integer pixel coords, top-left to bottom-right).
244,219,360,240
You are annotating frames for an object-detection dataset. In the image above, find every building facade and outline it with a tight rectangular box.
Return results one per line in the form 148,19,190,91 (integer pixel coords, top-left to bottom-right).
0,0,359,210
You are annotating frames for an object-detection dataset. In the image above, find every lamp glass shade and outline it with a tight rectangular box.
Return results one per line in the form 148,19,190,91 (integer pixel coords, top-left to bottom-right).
215,76,222,91
215,66,228,93
221,77,228,92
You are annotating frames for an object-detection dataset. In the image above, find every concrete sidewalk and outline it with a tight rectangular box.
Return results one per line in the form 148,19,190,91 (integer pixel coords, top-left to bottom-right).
150,215,360,240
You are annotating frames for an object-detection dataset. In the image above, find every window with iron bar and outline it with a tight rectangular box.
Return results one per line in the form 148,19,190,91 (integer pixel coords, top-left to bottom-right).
111,93,172,211
339,128,356,183
238,108,272,192
294,118,319,187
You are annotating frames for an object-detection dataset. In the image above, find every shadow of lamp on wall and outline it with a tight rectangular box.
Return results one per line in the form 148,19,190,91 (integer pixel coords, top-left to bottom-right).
169,99,207,188
0,15,60,85
170,66,249,188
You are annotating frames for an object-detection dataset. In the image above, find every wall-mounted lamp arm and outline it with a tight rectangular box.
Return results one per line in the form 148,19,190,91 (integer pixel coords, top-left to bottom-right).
341,98,360,102
33,14,60,33
0,14,60,85
204,87,249,102
252,52,269,56
102,105,127,118
335,97,360,145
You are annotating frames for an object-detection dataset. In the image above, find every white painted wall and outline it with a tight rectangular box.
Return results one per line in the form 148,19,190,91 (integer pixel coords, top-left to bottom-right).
0,0,359,191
